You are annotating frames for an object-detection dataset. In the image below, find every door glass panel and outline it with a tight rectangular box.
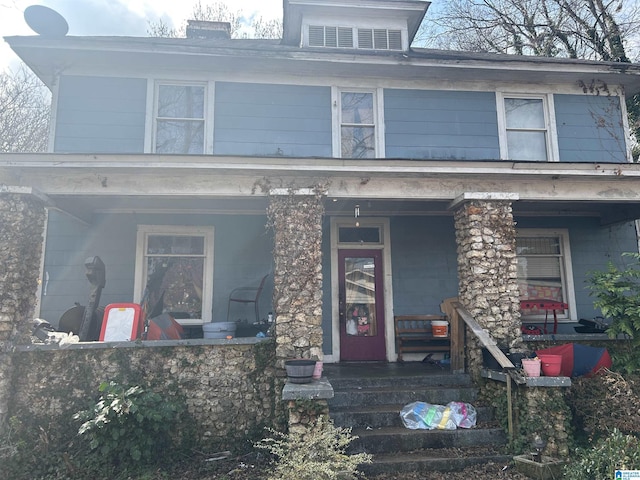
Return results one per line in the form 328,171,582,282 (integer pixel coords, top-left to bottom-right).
344,257,377,337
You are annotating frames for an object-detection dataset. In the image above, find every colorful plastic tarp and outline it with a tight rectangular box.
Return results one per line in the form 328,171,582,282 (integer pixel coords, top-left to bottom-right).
535,343,611,377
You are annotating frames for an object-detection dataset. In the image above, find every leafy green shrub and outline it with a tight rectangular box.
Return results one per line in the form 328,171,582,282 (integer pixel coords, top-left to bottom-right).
587,252,640,373
255,415,371,480
564,429,640,479
73,381,183,468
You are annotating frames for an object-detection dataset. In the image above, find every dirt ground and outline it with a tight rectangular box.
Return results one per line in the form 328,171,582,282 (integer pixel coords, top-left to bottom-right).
157,452,531,480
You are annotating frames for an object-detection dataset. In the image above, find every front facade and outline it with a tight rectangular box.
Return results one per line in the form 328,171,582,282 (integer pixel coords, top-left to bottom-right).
3,0,640,363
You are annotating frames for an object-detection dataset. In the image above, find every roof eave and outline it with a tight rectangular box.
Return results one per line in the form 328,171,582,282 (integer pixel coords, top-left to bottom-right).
6,35,640,95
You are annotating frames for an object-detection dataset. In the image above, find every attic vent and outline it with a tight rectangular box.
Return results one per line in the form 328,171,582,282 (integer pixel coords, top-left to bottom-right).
338,27,353,47
309,25,354,48
358,28,403,50
358,29,373,49
388,30,402,50
309,25,324,46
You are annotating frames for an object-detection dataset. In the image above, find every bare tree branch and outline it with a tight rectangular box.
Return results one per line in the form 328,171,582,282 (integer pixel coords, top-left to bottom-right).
0,65,50,153
417,0,638,62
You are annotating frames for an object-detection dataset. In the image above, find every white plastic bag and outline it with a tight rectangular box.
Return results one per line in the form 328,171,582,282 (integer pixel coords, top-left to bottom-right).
446,401,477,429
400,401,477,430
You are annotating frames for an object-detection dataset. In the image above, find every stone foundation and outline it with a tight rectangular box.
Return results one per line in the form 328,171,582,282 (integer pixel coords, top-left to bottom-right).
8,339,278,450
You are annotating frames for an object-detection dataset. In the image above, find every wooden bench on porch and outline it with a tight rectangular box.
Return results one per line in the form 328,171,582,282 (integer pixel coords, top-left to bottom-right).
394,314,450,362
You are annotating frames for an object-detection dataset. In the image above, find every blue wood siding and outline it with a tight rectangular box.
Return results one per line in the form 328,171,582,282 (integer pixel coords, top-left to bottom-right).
390,216,460,314
55,75,146,153
384,89,500,160
40,211,273,327
214,82,332,157
555,94,627,163
515,217,638,324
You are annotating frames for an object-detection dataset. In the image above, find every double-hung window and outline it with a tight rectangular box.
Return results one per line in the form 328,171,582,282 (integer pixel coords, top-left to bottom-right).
516,229,575,320
154,83,206,154
334,89,383,158
134,225,214,325
497,93,558,161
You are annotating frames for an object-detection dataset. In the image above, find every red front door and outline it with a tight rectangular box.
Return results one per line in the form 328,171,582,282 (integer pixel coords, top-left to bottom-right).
339,249,386,361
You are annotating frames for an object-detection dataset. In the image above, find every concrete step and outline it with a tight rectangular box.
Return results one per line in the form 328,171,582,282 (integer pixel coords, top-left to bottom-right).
324,366,509,474
361,449,513,476
350,425,508,454
327,372,472,391
328,385,477,408
330,404,496,429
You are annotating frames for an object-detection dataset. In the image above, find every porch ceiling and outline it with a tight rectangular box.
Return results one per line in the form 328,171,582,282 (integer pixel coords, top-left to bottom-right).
328,198,640,226
4,155,640,225
47,195,640,226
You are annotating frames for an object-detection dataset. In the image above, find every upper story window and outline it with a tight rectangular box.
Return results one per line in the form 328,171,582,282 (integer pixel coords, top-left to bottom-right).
307,25,402,50
154,83,206,154
134,225,214,325
333,89,383,158
497,93,559,161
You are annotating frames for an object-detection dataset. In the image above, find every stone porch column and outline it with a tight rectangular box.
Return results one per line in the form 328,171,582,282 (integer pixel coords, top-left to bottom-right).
267,187,325,366
0,187,47,427
452,193,523,376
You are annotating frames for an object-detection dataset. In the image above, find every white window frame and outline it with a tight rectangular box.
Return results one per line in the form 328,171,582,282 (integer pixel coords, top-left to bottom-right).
496,92,559,162
331,87,385,158
516,228,576,321
147,81,214,155
134,225,215,325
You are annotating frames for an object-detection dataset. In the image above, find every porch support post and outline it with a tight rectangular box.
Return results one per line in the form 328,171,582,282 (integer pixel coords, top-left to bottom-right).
451,193,523,377
0,187,47,428
267,187,325,366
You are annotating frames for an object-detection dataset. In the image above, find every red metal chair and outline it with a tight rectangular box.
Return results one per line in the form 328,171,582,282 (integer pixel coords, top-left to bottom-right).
520,299,568,334
227,274,269,323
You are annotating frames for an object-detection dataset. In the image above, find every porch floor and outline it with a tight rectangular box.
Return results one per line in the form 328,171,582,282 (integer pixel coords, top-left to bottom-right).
322,361,451,380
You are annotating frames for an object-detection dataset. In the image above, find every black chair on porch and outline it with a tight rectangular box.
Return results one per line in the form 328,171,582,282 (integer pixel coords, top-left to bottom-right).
226,274,269,323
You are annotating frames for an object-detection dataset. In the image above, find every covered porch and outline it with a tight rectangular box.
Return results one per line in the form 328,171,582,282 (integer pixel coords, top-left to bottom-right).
2,154,640,367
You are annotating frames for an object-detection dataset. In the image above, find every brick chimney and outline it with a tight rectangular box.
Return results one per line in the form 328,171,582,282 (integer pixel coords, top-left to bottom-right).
186,20,231,39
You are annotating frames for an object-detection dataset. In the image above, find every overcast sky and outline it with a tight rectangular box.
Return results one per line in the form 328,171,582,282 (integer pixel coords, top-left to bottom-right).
0,0,283,72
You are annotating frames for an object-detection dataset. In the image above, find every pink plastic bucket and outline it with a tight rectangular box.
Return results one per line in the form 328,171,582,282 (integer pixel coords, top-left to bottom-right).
522,359,541,377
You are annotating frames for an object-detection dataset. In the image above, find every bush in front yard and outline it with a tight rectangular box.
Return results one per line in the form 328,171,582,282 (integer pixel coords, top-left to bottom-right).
564,429,640,479
73,381,184,471
255,416,371,480
566,369,640,441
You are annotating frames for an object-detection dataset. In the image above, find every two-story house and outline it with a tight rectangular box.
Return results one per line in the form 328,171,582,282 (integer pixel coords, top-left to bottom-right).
3,0,640,364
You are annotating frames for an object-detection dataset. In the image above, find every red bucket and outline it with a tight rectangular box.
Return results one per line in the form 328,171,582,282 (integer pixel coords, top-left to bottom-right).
538,354,562,376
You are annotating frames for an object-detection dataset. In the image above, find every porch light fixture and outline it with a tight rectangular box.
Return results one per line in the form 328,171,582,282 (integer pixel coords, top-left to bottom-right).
355,204,360,227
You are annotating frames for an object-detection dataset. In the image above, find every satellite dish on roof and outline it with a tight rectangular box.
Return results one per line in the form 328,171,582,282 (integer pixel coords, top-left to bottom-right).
24,5,69,37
